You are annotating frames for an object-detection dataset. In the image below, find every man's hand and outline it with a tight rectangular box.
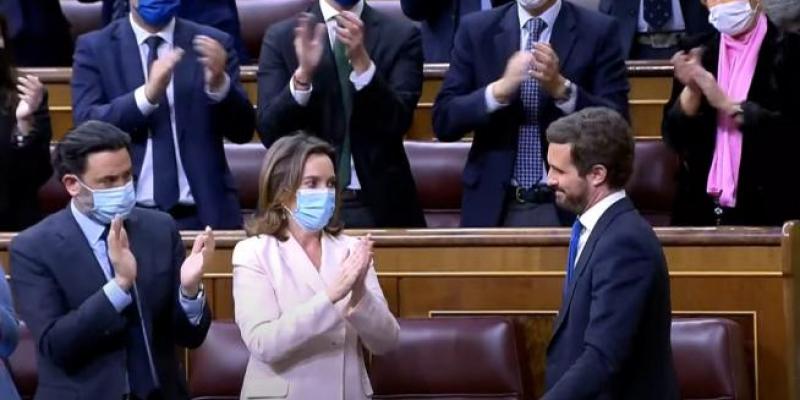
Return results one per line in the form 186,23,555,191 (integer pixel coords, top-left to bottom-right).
15,75,44,135
293,13,327,87
335,11,371,74
194,35,227,92
491,51,536,104
531,43,567,99
108,216,137,291
180,227,215,298
144,48,184,104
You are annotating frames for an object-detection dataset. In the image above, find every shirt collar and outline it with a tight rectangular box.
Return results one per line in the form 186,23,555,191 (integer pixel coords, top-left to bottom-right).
578,190,627,232
129,13,176,46
70,200,107,246
320,0,365,22
517,0,562,32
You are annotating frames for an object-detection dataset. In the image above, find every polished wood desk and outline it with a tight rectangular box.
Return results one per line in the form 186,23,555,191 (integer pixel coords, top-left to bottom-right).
2,223,794,398
20,60,673,142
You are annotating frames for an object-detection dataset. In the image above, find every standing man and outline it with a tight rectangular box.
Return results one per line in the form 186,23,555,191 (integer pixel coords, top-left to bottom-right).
257,0,426,228
401,0,514,62
433,0,629,227
11,121,213,400
599,0,713,59
542,107,677,399
72,0,255,229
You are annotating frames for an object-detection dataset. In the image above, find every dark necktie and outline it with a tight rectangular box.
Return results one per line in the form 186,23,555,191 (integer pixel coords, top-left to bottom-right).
514,18,547,189
332,30,354,190
112,0,130,21
145,36,180,211
563,219,583,298
643,0,673,31
0,0,23,36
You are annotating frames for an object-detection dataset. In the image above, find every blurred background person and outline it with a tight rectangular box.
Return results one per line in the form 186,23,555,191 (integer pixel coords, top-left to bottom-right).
0,16,53,232
0,0,74,66
0,273,20,400
233,133,399,400
662,0,800,225
763,0,800,31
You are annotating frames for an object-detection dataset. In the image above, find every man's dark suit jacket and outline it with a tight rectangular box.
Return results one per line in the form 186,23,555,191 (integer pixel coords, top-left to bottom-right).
544,197,678,400
662,22,800,226
599,0,713,58
71,18,255,229
7,0,74,66
257,3,426,228
0,94,53,231
432,2,629,227
9,207,212,400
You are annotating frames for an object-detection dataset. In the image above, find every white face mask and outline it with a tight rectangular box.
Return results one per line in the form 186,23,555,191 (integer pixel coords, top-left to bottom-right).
518,0,548,10
708,1,757,36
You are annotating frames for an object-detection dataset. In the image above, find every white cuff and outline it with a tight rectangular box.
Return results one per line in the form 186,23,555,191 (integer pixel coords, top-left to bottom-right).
134,85,159,116
555,83,578,114
205,73,231,103
289,77,312,106
350,61,376,91
485,83,509,114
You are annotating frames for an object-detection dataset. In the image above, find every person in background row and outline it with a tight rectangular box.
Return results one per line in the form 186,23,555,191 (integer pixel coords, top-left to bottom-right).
401,0,514,62
233,133,399,400
72,0,255,230
763,0,800,31
0,16,53,232
11,121,213,400
433,0,629,227
80,0,249,62
543,107,678,399
599,0,713,59
0,273,20,400
257,0,426,228
662,0,800,226
0,0,74,66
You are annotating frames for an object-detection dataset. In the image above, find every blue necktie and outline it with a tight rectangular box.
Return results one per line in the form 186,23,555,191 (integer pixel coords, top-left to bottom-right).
145,36,180,211
0,0,23,37
564,219,583,298
514,18,547,189
643,0,673,30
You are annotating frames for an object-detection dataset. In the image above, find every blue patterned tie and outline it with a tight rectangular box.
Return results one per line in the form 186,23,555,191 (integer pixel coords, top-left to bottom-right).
564,219,583,298
514,18,547,189
643,0,673,30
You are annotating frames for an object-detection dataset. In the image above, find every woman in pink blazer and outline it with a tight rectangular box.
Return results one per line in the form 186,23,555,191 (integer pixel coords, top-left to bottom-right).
232,133,400,400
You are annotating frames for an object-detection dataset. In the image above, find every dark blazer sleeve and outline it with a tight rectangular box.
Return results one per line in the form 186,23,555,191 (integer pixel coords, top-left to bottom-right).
9,93,53,191
0,275,18,359
169,224,211,349
71,34,151,138
573,19,630,119
210,31,255,145
432,20,495,142
350,26,423,142
400,0,452,21
542,231,661,399
10,235,128,372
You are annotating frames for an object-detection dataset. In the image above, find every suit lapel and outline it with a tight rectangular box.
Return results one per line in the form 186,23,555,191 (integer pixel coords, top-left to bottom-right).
172,19,201,144
493,5,521,81
320,234,351,314
550,2,577,75
550,198,636,339
115,20,146,94
54,209,109,301
361,6,381,66
280,234,327,294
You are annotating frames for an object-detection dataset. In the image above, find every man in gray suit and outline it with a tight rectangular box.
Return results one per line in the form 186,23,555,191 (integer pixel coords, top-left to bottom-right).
0,273,20,400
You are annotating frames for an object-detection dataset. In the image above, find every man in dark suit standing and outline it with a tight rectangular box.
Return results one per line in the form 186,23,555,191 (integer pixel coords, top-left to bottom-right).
257,0,426,228
542,107,677,399
0,273,20,400
433,0,629,227
401,0,514,62
71,0,255,230
599,0,713,59
0,0,73,66
10,121,213,400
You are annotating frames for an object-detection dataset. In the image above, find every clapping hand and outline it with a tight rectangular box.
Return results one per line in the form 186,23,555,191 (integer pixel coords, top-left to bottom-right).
180,226,215,298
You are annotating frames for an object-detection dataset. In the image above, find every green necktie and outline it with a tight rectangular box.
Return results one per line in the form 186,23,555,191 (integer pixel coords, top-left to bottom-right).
333,37,353,189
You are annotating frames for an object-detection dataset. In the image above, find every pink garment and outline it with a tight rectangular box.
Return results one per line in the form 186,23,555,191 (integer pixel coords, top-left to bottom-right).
707,13,768,207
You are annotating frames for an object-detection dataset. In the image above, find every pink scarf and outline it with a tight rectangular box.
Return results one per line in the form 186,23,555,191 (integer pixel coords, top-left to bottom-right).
707,14,768,208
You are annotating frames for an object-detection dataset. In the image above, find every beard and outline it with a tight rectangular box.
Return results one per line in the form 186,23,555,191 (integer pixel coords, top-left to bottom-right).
553,184,589,215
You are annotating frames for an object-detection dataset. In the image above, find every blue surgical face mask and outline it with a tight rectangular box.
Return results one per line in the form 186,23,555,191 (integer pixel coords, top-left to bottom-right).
79,180,137,225
136,0,180,28
333,0,360,8
288,189,336,232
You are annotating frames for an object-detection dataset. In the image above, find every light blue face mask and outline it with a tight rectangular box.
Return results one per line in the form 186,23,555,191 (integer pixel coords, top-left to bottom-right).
79,180,137,225
137,0,180,28
289,189,336,232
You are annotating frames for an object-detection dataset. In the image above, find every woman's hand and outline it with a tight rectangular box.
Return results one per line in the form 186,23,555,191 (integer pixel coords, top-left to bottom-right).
15,75,44,135
326,236,373,303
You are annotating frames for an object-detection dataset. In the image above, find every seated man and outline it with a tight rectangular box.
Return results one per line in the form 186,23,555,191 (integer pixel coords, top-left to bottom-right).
257,0,426,228
0,274,20,400
72,0,255,229
433,0,629,227
11,121,213,400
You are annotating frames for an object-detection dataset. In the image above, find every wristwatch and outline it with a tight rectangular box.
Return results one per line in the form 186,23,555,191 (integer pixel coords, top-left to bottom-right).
557,78,574,102
181,282,205,300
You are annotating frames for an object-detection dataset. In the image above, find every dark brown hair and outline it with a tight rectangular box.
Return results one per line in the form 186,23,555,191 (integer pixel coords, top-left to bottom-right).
546,107,634,189
244,133,343,240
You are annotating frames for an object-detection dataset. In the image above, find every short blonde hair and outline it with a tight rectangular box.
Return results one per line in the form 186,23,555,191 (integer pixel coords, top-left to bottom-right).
244,133,343,239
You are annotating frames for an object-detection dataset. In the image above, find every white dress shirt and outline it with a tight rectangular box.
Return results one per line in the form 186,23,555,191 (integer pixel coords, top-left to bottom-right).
130,15,231,206
637,0,686,32
481,0,493,10
575,190,627,262
289,0,376,190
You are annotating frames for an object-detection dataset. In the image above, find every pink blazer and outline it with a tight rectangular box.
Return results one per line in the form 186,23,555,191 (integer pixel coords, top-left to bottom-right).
232,233,399,400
